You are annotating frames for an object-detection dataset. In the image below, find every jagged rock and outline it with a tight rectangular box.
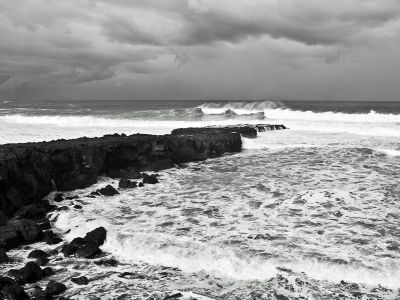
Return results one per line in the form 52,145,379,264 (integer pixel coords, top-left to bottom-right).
28,250,49,265
75,242,101,258
106,168,141,179
61,237,85,257
15,204,45,219
163,293,183,300
37,219,51,230
0,211,8,226
71,276,89,285
42,230,63,245
147,159,174,171
118,179,137,189
8,261,43,284
0,248,10,263
73,205,82,209
0,226,21,250
53,193,64,203
56,206,68,212
31,287,50,300
83,227,107,246
0,129,246,216
45,280,66,296
9,218,42,243
62,227,106,259
28,249,49,259
138,182,144,187
97,185,119,196
43,267,55,277
89,191,100,197
94,258,118,267
0,276,29,299
142,174,159,184
171,124,287,138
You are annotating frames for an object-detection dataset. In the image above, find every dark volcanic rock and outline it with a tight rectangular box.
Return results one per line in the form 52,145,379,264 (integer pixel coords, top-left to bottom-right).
53,193,64,203
138,182,144,187
28,249,49,259
118,179,137,189
0,130,245,216
142,174,159,184
83,227,107,245
106,168,141,179
0,248,10,263
61,237,85,257
71,276,89,285
43,267,55,277
9,261,43,284
45,280,67,296
0,226,21,250
28,250,49,265
172,124,287,138
73,204,82,209
42,230,63,245
97,185,119,196
15,204,45,219
0,276,29,299
94,258,118,267
147,159,174,171
75,242,101,258
0,211,8,226
163,293,183,300
62,227,106,258
9,218,42,243
89,191,101,197
31,287,50,300
37,219,51,231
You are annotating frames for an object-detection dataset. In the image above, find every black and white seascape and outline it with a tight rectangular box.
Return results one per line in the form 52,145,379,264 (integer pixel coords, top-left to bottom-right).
1,2,400,300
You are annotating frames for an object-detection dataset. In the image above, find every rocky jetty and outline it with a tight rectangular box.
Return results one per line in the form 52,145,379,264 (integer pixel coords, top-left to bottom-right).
171,124,287,138
0,130,243,216
0,124,286,298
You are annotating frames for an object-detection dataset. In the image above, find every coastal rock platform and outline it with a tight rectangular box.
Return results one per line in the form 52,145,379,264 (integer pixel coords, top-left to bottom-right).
0,124,285,216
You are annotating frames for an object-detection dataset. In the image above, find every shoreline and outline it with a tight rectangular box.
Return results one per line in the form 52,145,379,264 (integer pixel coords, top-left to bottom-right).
0,124,286,299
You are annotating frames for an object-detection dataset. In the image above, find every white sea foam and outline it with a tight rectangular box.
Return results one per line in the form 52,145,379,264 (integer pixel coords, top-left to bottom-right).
201,101,400,123
0,114,261,129
201,100,286,115
374,148,400,157
286,260,400,289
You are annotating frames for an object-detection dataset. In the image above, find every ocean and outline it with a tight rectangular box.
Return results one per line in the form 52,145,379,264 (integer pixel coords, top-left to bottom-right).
1,100,400,299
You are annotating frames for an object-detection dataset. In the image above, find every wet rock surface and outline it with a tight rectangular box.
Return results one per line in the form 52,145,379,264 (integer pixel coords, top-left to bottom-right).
0,129,245,216
0,125,289,299
171,124,287,138
61,227,106,259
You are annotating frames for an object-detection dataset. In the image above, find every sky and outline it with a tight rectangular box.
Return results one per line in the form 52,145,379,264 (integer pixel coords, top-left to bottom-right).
0,0,400,101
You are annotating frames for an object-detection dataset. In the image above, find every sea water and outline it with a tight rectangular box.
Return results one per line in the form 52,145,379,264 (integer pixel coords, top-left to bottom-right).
1,100,400,299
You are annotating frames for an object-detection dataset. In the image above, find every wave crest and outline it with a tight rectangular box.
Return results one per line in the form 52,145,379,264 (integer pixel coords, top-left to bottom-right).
200,100,286,115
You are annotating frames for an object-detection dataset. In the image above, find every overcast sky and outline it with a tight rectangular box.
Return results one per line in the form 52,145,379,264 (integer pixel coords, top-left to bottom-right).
0,0,399,101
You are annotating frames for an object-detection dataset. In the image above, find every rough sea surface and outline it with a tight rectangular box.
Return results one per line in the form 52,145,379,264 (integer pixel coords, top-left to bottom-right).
1,100,400,299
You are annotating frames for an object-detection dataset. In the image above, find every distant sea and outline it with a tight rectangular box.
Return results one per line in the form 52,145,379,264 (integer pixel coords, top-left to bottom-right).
2,99,400,299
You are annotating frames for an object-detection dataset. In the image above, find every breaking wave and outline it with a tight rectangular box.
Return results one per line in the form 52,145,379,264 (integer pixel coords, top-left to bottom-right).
200,100,286,115
201,101,400,123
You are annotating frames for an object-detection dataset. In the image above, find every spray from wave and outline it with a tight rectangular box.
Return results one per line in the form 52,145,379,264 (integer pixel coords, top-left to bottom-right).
200,101,400,123
200,100,286,115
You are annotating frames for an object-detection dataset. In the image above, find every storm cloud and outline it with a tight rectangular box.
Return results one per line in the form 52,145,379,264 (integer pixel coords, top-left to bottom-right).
0,0,399,100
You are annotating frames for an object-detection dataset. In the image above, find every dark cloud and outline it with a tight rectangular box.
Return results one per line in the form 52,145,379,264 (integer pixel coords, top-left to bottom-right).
0,0,399,100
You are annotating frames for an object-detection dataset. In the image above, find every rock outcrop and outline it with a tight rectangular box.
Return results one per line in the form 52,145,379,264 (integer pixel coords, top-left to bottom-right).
171,124,287,138
0,129,244,215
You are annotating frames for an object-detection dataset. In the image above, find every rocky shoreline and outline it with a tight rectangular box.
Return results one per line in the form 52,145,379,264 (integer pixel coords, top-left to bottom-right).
0,124,286,299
